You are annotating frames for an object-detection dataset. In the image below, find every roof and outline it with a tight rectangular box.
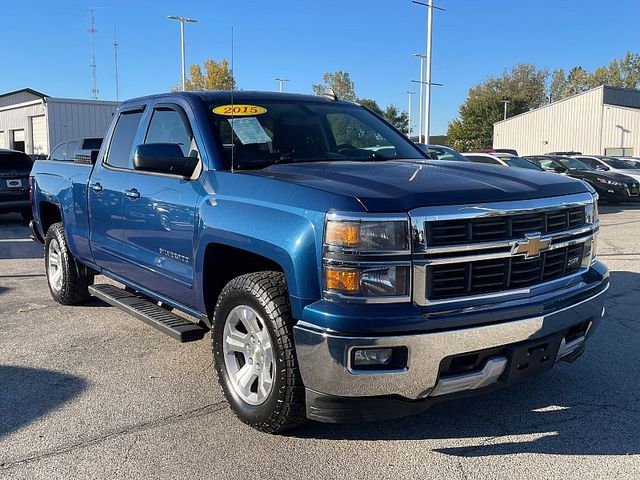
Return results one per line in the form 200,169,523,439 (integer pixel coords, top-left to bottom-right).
120,90,350,106
0,88,48,100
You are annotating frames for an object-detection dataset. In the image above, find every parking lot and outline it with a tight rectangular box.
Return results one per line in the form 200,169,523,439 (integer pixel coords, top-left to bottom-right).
0,206,638,480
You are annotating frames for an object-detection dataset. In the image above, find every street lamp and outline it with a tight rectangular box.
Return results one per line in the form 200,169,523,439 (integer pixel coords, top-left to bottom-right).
274,78,289,92
406,91,415,138
502,100,509,121
413,53,427,143
167,15,198,91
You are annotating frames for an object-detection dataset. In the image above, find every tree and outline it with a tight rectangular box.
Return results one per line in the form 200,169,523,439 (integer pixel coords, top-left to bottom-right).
563,66,590,97
312,71,357,101
176,58,236,91
549,68,568,103
447,63,548,151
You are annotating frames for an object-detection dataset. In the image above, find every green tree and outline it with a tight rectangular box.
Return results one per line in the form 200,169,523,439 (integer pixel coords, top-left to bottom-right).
175,58,236,91
312,71,357,101
447,63,548,151
562,66,590,97
549,68,568,103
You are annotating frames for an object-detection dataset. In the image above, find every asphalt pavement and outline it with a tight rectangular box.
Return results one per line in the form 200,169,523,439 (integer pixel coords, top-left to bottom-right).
0,207,639,479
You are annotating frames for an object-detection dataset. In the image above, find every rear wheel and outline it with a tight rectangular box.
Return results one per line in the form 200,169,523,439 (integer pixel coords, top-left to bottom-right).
212,271,306,433
45,222,94,305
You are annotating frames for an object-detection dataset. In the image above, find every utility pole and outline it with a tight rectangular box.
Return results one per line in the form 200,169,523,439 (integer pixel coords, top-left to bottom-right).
88,8,98,99
113,25,120,101
274,78,289,92
412,0,444,144
413,53,426,143
502,100,509,120
406,91,415,138
168,16,198,91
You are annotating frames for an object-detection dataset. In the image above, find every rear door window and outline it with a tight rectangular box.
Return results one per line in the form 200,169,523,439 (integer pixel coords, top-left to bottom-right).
105,111,144,169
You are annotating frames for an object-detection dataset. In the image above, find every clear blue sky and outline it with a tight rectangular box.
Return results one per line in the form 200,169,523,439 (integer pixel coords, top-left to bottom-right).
1,0,638,134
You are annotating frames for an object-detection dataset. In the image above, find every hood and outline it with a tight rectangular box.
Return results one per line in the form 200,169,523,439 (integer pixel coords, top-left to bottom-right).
612,169,640,182
246,160,590,212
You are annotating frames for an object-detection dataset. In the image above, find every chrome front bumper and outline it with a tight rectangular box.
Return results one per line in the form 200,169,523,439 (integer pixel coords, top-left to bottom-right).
294,283,608,400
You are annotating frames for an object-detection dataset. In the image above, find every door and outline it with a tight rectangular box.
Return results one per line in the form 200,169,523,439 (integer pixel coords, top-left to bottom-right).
30,115,48,155
88,108,144,276
119,104,201,308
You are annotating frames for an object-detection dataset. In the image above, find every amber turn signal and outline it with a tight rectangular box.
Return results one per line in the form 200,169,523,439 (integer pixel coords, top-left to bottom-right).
325,268,360,293
325,221,360,246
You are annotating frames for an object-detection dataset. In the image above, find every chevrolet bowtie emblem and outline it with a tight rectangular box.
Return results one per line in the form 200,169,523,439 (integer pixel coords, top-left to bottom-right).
512,232,551,259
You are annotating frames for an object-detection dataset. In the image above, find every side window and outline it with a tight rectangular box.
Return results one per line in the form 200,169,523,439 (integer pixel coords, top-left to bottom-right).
145,107,196,157
577,157,598,168
64,141,79,161
105,111,143,169
49,143,66,161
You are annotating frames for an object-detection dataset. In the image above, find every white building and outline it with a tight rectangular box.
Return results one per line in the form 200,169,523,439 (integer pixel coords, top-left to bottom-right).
0,88,119,155
493,86,640,157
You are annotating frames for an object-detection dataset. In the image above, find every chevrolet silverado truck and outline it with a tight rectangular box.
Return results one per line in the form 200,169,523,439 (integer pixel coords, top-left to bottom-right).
29,91,609,433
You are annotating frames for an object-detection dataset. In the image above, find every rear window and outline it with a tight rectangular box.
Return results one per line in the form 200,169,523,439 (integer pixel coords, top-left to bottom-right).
81,138,103,150
0,151,33,170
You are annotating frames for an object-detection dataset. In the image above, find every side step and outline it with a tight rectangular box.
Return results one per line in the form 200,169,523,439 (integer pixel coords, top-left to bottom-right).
88,284,207,342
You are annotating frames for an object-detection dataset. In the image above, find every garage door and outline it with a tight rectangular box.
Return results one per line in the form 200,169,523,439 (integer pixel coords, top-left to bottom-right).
31,115,48,155
0,131,5,149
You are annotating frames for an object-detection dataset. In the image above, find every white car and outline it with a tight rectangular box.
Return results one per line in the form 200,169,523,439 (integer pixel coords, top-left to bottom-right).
462,152,543,171
572,155,640,183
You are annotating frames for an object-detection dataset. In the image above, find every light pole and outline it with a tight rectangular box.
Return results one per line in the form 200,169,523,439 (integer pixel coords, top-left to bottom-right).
413,53,426,143
502,100,509,121
168,15,198,91
406,91,415,138
274,78,289,92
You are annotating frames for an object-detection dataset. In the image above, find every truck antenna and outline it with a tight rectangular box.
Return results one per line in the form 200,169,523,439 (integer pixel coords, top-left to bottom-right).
89,8,99,99
230,26,236,173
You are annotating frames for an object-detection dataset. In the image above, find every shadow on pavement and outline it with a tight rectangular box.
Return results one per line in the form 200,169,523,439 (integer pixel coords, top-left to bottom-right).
599,202,640,214
290,271,640,457
0,214,43,260
0,366,87,438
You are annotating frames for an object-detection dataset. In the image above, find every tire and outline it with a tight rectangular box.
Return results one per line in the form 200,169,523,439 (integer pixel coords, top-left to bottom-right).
45,222,94,305
212,271,306,433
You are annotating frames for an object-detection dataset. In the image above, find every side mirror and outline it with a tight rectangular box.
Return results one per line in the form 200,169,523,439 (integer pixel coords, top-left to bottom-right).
596,164,609,171
554,166,568,173
133,143,198,177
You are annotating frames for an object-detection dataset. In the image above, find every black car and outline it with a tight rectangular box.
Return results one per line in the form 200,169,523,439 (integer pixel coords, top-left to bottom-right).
530,155,639,202
0,149,33,220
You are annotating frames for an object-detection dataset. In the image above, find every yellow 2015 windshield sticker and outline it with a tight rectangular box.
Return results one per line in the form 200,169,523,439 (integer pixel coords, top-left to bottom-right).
212,104,267,116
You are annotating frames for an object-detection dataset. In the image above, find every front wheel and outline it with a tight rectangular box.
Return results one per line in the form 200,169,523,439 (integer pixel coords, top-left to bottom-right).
45,222,93,305
212,271,306,433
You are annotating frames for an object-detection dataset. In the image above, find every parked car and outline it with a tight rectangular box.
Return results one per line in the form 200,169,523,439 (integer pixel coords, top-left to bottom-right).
49,137,103,163
415,143,469,161
30,91,608,433
463,152,543,171
547,151,582,156
572,155,640,183
0,148,33,221
523,155,570,174
553,157,639,202
470,148,519,156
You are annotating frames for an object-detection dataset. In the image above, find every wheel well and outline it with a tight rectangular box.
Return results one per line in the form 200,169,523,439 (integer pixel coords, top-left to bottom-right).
39,202,62,235
203,243,285,320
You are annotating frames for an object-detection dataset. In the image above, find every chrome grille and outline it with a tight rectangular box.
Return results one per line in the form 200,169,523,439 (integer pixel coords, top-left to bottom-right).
410,193,598,307
426,206,586,247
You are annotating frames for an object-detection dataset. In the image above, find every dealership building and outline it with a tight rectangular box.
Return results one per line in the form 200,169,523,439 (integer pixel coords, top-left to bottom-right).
0,88,118,155
493,85,640,157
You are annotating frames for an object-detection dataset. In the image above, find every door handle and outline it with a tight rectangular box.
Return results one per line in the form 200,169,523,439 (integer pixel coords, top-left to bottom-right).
124,188,140,199
90,182,102,192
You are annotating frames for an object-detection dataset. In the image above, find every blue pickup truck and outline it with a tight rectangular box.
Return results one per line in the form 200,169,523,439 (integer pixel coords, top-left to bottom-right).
30,91,609,433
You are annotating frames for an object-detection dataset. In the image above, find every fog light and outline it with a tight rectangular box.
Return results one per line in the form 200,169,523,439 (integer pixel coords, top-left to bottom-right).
353,348,393,366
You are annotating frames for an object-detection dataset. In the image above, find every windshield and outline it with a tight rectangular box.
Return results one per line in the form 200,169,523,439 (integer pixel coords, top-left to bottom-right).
557,158,594,171
499,156,541,170
532,158,564,170
209,101,423,170
427,146,468,161
602,157,635,169
0,151,33,170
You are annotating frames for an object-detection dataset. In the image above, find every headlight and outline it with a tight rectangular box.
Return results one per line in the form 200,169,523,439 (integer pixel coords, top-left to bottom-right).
324,215,409,252
323,212,411,302
596,177,622,187
324,264,410,299
585,198,599,224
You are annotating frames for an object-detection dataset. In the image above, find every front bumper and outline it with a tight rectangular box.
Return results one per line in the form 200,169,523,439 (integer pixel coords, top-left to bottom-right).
294,270,608,421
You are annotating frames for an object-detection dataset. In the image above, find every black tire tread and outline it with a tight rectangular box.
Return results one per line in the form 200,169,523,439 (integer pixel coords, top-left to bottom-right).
212,271,307,433
45,222,93,305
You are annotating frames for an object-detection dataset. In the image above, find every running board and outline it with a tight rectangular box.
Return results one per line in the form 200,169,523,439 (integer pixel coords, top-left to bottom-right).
88,284,207,342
